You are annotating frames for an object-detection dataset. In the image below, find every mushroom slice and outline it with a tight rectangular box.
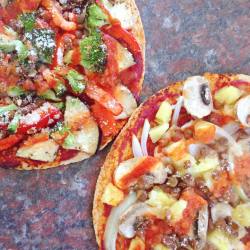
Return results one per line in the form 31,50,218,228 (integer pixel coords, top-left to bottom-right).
114,156,169,189
197,205,208,250
114,84,137,120
118,202,155,238
183,76,213,118
237,95,250,127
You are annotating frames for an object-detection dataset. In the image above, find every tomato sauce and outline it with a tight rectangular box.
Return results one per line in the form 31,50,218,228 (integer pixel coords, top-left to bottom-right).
119,157,159,188
59,148,79,161
173,189,207,235
145,219,173,249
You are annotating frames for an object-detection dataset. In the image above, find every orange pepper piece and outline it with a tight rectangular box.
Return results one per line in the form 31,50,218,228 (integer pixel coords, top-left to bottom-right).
194,120,216,144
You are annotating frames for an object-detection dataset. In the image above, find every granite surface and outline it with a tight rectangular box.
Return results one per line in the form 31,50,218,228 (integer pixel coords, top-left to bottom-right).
1,0,250,249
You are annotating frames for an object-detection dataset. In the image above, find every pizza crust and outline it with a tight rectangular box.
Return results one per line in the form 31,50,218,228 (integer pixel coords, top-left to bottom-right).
12,0,145,170
92,73,248,246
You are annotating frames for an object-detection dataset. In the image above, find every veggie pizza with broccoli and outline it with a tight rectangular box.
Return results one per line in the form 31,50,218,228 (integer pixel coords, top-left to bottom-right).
93,73,250,250
0,0,145,169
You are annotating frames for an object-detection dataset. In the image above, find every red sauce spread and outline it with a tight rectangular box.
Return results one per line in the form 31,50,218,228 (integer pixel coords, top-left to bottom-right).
119,157,159,188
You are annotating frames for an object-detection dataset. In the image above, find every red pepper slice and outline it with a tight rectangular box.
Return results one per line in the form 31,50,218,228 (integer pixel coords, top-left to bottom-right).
51,33,76,69
0,134,24,151
101,22,144,99
18,0,42,12
86,84,122,116
91,102,119,137
17,103,62,134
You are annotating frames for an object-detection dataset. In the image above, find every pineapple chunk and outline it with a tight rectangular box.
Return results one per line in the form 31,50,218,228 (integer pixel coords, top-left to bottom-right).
215,86,242,105
116,42,135,72
223,104,235,117
146,187,176,209
101,183,124,206
128,237,145,250
232,203,250,227
169,199,187,223
208,229,232,250
188,155,219,176
165,139,187,161
208,229,245,250
194,120,216,144
155,101,172,124
149,123,169,143
153,244,170,250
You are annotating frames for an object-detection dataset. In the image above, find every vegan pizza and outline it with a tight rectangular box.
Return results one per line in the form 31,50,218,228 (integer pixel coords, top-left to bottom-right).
94,73,250,250
0,0,145,169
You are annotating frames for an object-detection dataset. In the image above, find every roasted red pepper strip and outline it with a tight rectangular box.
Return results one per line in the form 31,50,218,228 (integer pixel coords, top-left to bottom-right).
17,103,62,134
101,22,144,99
86,84,123,116
51,33,76,69
0,134,24,151
91,102,119,137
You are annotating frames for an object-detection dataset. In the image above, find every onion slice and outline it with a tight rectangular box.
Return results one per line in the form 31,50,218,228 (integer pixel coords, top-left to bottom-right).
197,205,208,250
172,96,183,126
140,119,150,156
132,134,143,157
215,125,243,156
222,122,240,136
104,192,137,250
57,47,64,66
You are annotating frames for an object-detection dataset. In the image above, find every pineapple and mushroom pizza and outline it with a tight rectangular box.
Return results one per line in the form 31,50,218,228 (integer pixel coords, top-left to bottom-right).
0,0,145,169
93,73,250,250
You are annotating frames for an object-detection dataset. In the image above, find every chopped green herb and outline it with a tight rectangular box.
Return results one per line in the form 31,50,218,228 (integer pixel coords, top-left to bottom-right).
19,13,36,32
52,102,65,110
0,104,17,115
54,81,67,96
51,122,69,134
8,113,21,133
0,37,28,61
26,29,56,63
63,133,76,148
39,89,61,101
80,31,107,72
86,4,108,29
66,70,86,94
7,86,26,97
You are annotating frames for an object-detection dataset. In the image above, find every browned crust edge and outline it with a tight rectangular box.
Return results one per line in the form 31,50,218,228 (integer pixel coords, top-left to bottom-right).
92,72,245,247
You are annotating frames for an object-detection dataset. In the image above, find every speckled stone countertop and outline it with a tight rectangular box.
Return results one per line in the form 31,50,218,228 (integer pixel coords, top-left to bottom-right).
1,1,250,249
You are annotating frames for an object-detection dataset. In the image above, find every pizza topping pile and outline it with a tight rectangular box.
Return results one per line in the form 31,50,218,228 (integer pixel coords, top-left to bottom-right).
101,74,250,250
0,0,143,168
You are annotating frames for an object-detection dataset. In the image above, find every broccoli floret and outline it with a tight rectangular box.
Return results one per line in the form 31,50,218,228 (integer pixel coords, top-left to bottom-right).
66,70,86,94
86,4,108,29
19,12,36,32
25,29,56,63
80,31,107,72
